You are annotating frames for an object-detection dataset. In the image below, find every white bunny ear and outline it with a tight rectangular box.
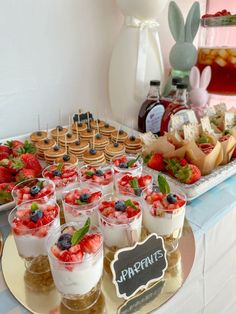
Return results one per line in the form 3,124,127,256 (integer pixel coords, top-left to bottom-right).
190,66,200,88
200,66,212,89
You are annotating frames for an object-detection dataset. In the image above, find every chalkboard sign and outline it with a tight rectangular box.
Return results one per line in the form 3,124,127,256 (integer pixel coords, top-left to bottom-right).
111,234,168,300
73,112,93,123
118,280,165,314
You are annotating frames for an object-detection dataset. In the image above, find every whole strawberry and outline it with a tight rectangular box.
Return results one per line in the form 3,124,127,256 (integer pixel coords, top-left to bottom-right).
145,153,165,171
176,164,201,184
0,166,14,183
20,153,42,176
6,140,24,156
0,158,24,175
6,140,36,157
16,168,37,182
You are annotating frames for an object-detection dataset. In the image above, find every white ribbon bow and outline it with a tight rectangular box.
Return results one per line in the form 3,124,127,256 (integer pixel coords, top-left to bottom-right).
125,16,164,101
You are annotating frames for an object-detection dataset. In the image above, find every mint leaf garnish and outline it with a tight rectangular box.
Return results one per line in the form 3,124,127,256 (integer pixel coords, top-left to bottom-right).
75,199,87,205
31,202,39,212
57,163,63,172
124,199,138,210
143,153,153,164
158,174,170,194
127,155,140,168
129,178,139,189
85,171,94,177
71,218,90,245
37,180,44,190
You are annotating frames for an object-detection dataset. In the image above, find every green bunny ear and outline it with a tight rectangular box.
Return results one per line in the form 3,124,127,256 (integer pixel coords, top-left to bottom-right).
168,1,185,43
185,1,200,43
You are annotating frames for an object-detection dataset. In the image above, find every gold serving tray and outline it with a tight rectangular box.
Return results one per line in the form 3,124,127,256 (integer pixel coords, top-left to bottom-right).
2,220,195,314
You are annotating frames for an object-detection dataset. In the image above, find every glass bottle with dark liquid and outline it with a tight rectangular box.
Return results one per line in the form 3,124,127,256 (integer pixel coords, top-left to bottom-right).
138,80,165,135
161,77,182,108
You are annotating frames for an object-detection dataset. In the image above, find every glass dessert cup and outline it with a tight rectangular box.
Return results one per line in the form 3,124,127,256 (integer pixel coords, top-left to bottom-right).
62,182,103,226
12,178,56,205
142,186,186,253
98,193,142,272
8,200,60,275
114,171,153,197
111,154,143,176
79,164,114,195
47,222,103,312
42,163,78,201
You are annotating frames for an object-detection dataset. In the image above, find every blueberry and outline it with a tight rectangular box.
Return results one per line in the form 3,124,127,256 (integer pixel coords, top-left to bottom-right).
134,188,142,197
113,142,119,148
95,169,104,176
53,170,62,177
57,125,63,131
63,154,70,161
87,128,92,133
67,133,72,138
80,193,90,202
104,123,109,128
97,119,100,123
77,122,82,127
30,209,43,223
115,201,126,211
57,233,72,250
44,138,50,144
167,193,177,204
75,140,80,145
130,136,136,141
30,185,41,196
96,133,102,139
119,130,124,135
119,162,128,169
36,131,42,136
53,145,60,151
90,148,97,155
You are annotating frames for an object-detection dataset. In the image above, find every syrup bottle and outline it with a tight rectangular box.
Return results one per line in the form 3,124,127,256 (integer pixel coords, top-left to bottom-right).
160,83,196,134
138,80,165,135
161,77,182,108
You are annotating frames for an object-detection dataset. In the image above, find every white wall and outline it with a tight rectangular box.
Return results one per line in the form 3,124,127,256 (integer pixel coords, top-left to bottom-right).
0,0,206,139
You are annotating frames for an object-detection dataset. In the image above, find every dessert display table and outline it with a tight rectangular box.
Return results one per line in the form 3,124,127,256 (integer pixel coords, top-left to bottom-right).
1,175,236,313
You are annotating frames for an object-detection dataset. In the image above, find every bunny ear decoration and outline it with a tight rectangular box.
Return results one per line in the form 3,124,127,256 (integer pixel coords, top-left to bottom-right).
190,66,200,88
200,66,212,89
168,1,185,43
185,1,200,43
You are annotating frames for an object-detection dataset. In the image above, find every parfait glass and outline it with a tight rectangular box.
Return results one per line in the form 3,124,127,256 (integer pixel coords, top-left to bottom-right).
12,178,56,205
47,222,103,311
111,154,143,176
62,182,103,226
142,186,186,253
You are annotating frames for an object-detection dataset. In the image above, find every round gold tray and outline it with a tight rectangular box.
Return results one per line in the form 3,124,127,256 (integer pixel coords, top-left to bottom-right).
2,220,195,314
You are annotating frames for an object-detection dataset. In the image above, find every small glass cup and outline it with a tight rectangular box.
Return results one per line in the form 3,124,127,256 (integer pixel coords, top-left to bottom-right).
114,171,153,197
42,163,78,200
98,193,142,271
47,222,104,312
62,182,103,226
111,154,143,176
142,186,186,253
79,164,114,195
12,178,56,205
8,200,60,274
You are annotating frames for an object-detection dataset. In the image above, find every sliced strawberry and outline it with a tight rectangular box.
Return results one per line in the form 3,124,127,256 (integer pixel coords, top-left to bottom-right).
138,175,152,188
88,191,102,203
80,234,102,253
51,244,61,258
59,251,73,262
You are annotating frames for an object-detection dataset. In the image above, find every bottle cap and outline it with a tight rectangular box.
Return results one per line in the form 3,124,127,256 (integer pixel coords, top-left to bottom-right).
176,83,188,89
172,77,182,85
150,80,160,86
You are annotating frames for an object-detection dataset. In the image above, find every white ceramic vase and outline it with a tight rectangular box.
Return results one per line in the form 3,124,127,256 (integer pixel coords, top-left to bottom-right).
109,0,168,129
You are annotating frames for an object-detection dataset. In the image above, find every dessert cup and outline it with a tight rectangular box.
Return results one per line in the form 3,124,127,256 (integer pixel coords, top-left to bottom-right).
142,186,186,253
111,154,143,176
8,200,60,274
42,163,78,200
12,178,56,205
79,164,114,195
47,221,103,311
62,182,103,226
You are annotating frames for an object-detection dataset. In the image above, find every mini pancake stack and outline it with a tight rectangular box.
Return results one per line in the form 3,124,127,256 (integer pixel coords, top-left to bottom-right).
104,142,126,162
56,153,78,166
59,133,77,150
68,140,90,162
80,128,96,144
100,123,116,138
111,129,128,144
125,136,142,154
51,126,68,140
44,145,66,164
94,133,109,151
90,119,105,131
36,138,56,160
71,122,87,136
83,148,106,166
30,131,48,143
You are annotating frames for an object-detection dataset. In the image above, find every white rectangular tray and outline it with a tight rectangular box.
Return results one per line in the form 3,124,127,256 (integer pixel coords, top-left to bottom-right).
144,159,236,201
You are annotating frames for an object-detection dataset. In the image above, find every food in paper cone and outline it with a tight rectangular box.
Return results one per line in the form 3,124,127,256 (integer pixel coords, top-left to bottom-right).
218,134,236,165
163,145,188,160
142,135,175,156
166,131,187,149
